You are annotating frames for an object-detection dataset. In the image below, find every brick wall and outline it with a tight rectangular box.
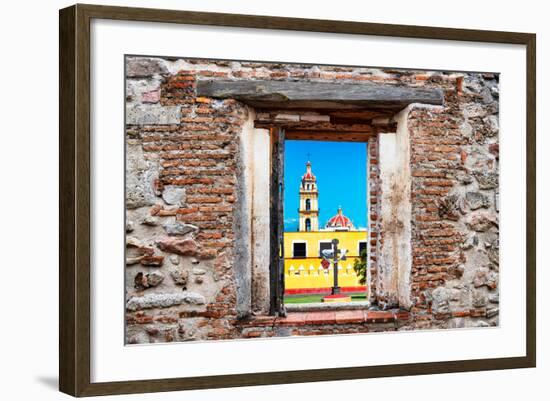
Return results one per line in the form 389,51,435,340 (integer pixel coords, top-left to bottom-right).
125,57,499,343
407,75,499,330
367,135,381,304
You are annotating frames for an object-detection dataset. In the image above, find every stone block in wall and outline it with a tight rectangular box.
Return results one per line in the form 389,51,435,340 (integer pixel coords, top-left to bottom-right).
134,271,165,290
473,171,498,190
466,191,491,210
466,212,498,232
431,287,451,315
126,78,162,103
126,58,168,78
126,292,205,311
126,143,159,209
162,185,186,206
126,105,181,125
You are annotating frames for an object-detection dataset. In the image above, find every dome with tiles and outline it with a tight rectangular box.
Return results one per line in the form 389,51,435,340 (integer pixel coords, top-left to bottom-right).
325,207,354,231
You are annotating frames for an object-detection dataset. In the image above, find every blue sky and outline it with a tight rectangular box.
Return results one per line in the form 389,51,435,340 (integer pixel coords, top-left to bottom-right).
284,140,368,231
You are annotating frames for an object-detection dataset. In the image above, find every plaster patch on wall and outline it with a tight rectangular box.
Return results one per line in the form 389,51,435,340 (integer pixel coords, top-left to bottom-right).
251,126,271,314
233,106,256,318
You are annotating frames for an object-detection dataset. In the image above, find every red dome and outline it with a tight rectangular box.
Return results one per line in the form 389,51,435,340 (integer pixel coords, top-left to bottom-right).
326,207,354,230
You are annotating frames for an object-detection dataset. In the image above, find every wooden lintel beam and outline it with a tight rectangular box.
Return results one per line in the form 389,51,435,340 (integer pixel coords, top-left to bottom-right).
329,117,374,125
328,109,394,119
254,121,374,132
197,79,444,110
284,130,374,143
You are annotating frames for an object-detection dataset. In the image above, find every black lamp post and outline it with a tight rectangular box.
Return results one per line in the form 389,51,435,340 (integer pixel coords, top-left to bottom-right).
331,238,341,295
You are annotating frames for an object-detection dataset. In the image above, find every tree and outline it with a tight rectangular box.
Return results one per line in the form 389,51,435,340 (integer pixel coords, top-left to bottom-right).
353,249,368,285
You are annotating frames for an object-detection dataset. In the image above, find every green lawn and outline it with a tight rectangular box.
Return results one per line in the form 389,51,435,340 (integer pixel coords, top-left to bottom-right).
284,293,367,304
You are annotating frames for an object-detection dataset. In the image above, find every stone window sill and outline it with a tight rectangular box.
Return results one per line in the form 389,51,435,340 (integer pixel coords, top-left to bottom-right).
285,301,371,312
238,309,410,327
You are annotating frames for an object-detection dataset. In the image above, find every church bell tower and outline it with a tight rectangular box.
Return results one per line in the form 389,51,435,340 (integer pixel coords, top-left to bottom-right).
298,161,319,232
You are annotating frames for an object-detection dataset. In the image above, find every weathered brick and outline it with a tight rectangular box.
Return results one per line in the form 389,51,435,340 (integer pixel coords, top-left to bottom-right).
186,196,223,204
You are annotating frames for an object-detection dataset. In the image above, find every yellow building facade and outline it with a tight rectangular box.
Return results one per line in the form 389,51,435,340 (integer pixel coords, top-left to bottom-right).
284,231,368,293
284,161,368,294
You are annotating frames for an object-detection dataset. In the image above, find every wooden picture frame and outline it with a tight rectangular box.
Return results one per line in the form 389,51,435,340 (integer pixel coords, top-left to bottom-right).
59,3,536,396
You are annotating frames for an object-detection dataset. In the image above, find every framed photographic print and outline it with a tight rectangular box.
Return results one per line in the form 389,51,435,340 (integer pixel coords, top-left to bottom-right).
59,3,536,397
